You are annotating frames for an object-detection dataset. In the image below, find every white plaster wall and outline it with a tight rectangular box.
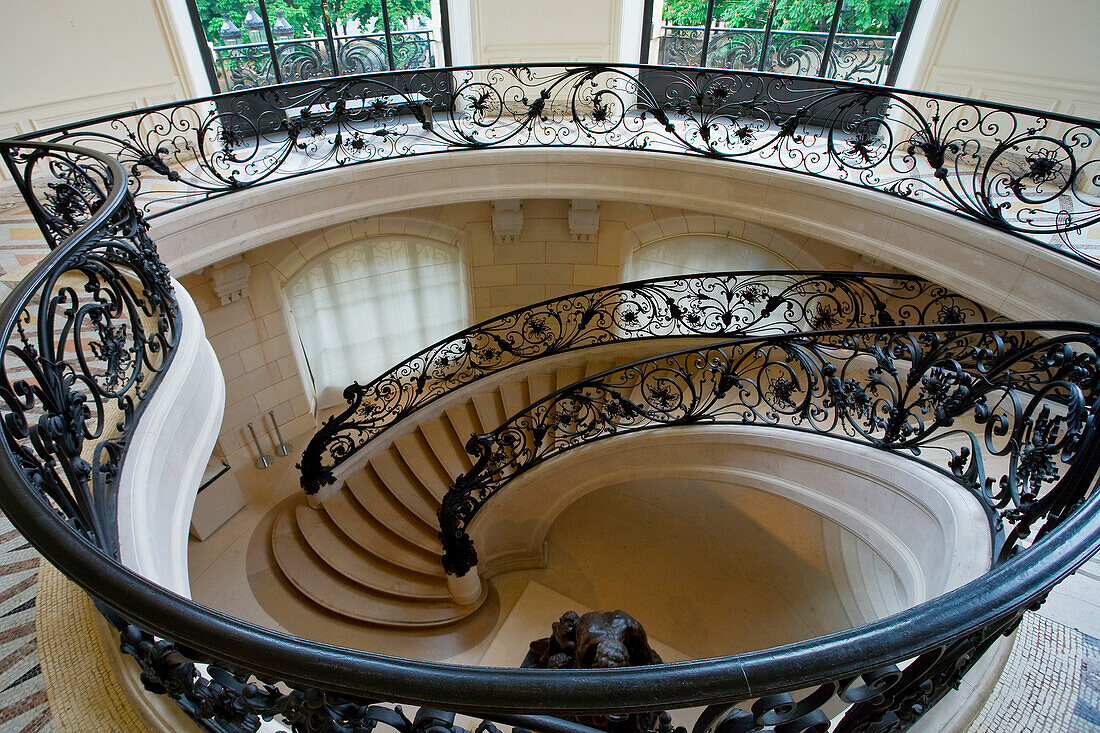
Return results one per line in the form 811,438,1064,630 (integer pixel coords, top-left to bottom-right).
900,0,1100,118
456,0,632,64
469,426,992,606
0,0,193,179
117,279,225,597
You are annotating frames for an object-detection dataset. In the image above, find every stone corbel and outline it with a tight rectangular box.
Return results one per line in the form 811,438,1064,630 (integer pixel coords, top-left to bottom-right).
205,255,252,305
492,199,523,242
569,199,599,241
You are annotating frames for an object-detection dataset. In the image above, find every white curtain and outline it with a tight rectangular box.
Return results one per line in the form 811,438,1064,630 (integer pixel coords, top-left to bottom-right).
284,236,467,409
623,234,792,281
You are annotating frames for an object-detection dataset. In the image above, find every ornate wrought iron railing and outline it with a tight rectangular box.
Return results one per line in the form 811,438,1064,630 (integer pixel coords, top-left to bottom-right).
212,29,436,91
3,64,1098,264
657,26,898,84
0,90,1098,733
439,323,1100,576
0,141,179,558
298,271,995,494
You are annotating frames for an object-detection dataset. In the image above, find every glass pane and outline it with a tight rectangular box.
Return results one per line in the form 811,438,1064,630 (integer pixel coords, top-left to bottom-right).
267,6,336,82
332,2,394,74
195,2,278,91
654,0,710,67
830,0,915,83
381,0,439,71
706,0,770,70
757,0,838,77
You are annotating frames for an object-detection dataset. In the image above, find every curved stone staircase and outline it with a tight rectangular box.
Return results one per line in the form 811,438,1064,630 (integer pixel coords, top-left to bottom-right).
271,358,620,627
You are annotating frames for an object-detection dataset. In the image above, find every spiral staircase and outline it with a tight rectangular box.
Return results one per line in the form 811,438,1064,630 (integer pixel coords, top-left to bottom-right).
271,357,620,626
1,62,1099,733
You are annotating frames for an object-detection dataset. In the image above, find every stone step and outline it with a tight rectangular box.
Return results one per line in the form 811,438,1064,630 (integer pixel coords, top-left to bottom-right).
394,431,452,502
368,449,441,528
294,505,449,600
271,512,471,627
497,381,529,418
445,402,483,444
344,470,442,555
418,417,473,477
470,390,505,432
320,490,443,576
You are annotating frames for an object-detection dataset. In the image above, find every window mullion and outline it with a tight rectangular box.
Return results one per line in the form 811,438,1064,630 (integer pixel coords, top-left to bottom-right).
757,0,778,71
380,0,397,70
698,0,717,67
320,0,341,77
255,0,283,84
817,0,845,77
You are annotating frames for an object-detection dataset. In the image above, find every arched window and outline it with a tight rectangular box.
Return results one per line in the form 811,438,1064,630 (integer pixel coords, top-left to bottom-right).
283,235,467,409
623,233,793,281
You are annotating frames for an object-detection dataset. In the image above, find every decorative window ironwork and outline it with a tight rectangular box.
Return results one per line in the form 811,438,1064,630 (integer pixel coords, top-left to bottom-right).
641,0,923,85
184,0,452,93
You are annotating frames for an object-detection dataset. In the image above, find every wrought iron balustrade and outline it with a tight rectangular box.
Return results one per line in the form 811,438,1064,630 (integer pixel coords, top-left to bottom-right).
3,64,1098,264
298,271,995,494
658,26,898,84
213,30,435,90
0,97,1098,733
440,323,1100,576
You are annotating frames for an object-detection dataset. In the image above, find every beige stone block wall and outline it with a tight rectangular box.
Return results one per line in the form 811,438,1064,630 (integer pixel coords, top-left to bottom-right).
182,200,874,472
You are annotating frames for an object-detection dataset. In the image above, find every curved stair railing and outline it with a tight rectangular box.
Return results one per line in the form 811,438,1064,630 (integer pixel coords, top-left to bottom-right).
439,323,1100,575
5,64,1099,264
0,69,1098,733
298,271,996,494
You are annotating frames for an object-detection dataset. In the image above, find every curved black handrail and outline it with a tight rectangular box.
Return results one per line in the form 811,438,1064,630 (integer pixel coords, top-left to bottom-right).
439,323,1100,576
3,64,1097,265
299,271,995,494
0,139,1098,731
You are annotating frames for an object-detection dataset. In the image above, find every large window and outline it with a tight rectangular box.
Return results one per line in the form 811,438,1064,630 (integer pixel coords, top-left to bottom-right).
641,0,922,85
186,0,451,92
623,234,793,281
283,236,467,409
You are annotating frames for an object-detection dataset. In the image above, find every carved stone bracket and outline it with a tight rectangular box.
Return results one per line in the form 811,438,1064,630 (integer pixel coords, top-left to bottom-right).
569,199,600,241
205,255,251,305
492,199,523,242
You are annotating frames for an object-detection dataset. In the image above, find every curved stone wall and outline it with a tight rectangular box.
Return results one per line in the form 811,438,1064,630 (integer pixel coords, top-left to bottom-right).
151,150,1100,323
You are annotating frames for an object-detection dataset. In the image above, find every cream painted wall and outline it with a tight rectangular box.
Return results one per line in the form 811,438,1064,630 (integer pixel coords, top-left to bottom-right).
901,0,1100,118
0,0,195,179
180,199,868,473
454,0,634,64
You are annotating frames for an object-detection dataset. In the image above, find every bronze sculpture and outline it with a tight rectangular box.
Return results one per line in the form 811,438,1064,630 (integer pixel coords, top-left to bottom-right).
525,610,676,733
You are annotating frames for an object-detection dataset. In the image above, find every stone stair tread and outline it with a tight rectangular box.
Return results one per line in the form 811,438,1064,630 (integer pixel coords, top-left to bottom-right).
555,364,586,390
527,373,554,403
444,403,483,448
321,490,443,575
344,470,442,555
271,513,469,627
369,449,441,527
394,432,452,502
418,418,473,477
470,391,505,431
294,506,449,598
497,381,529,418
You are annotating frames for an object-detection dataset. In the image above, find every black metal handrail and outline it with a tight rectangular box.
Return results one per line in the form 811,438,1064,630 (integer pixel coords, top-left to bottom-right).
0,127,1097,731
3,64,1097,264
299,271,996,494
440,323,1100,576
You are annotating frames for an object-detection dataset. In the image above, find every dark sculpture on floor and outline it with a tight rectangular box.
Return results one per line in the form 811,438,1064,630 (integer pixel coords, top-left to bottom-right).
524,611,679,733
